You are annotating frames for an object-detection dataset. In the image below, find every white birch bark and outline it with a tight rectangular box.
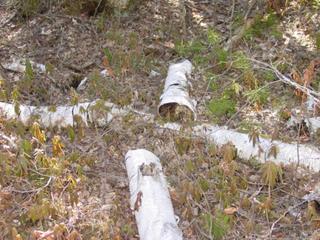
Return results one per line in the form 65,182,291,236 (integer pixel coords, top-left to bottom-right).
1,99,320,171
163,123,320,172
125,149,183,240
158,60,196,119
0,101,127,128
2,59,46,73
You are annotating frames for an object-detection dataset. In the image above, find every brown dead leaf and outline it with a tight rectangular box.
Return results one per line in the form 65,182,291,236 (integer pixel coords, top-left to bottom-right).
113,234,121,240
12,228,23,240
0,191,13,210
32,230,55,240
224,207,238,215
169,189,179,204
267,0,287,14
163,41,175,49
303,60,320,86
291,69,303,85
67,230,82,240
292,59,320,99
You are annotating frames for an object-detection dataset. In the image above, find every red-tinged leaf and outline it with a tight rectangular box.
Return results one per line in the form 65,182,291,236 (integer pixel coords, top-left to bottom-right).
102,57,115,78
303,60,318,86
134,191,143,211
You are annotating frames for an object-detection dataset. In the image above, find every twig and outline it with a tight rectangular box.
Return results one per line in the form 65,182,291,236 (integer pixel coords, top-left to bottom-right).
266,200,307,237
228,0,236,51
11,176,53,194
0,11,17,28
94,0,103,17
250,58,320,103
296,119,302,172
244,0,257,20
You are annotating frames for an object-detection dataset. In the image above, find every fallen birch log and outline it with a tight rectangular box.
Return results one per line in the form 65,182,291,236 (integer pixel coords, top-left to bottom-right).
2,58,46,73
0,100,127,128
1,58,108,92
307,118,320,134
163,123,320,172
288,115,320,135
125,149,183,240
158,60,196,121
1,99,320,171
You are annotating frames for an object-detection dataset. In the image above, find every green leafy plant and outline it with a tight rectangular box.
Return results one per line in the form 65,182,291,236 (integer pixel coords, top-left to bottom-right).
202,211,231,239
245,88,270,107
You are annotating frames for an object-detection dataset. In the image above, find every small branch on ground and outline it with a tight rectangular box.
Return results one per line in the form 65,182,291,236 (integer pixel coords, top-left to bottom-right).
10,176,53,194
250,58,320,104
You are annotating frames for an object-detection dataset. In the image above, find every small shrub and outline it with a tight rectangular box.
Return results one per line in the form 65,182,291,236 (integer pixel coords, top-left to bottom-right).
261,161,283,189
202,211,231,240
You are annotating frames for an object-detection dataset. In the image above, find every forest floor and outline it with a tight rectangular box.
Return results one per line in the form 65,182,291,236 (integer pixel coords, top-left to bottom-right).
1,0,320,239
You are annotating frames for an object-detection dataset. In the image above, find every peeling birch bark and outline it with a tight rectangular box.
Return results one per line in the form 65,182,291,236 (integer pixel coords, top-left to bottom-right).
2,59,46,73
0,101,127,128
307,118,320,134
1,58,108,92
163,123,320,172
125,149,183,240
158,60,196,121
288,115,320,134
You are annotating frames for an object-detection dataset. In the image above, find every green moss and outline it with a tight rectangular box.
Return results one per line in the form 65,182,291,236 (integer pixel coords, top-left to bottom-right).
174,40,206,57
277,62,290,72
206,73,218,91
261,70,276,82
174,137,192,155
244,13,282,40
214,48,228,66
208,98,236,118
232,51,251,70
207,29,221,46
198,177,210,192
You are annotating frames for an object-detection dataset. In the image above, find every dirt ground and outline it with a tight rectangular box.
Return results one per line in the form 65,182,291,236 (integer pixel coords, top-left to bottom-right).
1,0,320,239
